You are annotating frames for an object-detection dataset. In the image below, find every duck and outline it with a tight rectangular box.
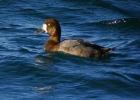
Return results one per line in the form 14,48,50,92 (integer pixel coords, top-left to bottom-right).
34,18,115,59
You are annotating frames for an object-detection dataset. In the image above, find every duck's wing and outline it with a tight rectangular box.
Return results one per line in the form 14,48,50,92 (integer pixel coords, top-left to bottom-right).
59,39,115,58
78,39,115,53
78,39,116,57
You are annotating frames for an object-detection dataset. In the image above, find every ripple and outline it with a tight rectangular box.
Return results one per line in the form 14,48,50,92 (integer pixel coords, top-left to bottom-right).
126,73,140,83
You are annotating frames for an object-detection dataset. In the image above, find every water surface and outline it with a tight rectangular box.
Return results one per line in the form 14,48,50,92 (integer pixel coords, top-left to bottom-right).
0,0,140,100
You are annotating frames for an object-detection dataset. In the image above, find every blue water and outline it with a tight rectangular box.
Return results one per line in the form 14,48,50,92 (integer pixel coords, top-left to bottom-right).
0,0,140,99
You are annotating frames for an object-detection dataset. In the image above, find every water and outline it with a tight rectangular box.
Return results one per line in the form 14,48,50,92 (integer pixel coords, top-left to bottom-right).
0,0,140,99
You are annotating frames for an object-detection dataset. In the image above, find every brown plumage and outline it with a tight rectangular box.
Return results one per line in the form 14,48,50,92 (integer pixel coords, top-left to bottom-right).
34,18,115,59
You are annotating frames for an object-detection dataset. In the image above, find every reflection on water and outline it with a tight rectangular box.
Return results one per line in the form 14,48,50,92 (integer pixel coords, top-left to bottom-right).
34,52,55,69
34,84,57,95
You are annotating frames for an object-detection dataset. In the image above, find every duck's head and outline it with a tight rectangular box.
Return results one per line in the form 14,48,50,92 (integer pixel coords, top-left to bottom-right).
34,18,61,42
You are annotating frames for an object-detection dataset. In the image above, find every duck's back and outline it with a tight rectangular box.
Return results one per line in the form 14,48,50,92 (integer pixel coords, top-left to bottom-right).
58,39,110,58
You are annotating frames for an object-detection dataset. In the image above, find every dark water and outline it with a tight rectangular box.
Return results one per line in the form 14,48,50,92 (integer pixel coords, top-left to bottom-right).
0,0,140,99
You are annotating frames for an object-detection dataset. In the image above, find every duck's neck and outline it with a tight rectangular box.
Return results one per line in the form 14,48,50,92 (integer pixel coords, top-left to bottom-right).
48,29,61,43
48,35,60,43
44,35,60,51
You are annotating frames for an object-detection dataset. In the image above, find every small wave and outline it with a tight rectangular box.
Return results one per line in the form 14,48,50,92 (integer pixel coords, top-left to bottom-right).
79,18,140,29
127,39,140,47
19,47,32,53
105,72,135,83
98,18,140,26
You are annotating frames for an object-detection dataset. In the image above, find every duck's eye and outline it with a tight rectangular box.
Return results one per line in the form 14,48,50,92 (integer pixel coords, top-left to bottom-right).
48,23,51,26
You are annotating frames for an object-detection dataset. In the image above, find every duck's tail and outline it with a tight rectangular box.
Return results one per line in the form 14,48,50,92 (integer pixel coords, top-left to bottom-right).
94,47,116,59
102,47,116,53
108,47,116,53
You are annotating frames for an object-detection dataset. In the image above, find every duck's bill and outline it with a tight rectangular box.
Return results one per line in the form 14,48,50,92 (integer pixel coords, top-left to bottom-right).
34,28,44,34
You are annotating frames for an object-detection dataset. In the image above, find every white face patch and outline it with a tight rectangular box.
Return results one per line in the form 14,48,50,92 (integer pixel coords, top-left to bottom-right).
42,24,47,33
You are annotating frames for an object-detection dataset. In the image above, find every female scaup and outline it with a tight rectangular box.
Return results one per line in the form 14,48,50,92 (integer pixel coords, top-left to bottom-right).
34,18,115,59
